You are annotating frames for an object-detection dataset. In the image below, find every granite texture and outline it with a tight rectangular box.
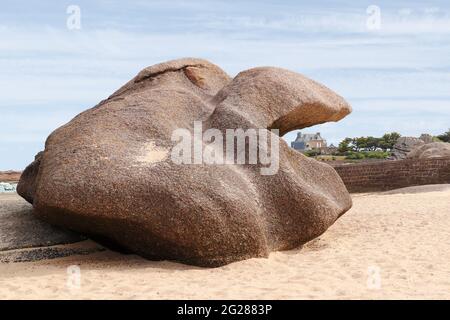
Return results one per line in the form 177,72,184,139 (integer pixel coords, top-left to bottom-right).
0,194,86,251
407,142,450,159
18,58,352,267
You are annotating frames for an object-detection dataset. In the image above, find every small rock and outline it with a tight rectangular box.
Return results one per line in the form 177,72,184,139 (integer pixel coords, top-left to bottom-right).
0,193,86,251
407,142,450,159
390,137,425,160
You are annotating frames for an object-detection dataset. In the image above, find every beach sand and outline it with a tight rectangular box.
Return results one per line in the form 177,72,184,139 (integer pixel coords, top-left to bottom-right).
1,186,450,299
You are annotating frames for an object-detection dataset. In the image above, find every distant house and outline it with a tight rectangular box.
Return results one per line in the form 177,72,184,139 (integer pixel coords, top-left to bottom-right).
291,132,327,152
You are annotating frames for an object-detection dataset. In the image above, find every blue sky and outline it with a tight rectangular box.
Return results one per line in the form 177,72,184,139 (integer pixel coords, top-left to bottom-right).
1,0,449,170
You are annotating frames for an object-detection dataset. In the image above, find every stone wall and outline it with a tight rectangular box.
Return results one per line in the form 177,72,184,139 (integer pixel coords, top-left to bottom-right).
332,157,450,193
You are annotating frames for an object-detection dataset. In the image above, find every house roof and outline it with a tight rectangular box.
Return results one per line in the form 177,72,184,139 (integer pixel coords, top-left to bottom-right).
294,132,324,143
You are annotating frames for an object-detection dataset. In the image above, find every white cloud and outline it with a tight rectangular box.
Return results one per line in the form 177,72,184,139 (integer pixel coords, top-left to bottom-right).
1,0,449,169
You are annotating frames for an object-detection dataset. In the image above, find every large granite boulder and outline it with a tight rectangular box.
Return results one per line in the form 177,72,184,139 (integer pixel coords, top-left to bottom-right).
390,137,426,160
18,58,352,267
407,142,450,159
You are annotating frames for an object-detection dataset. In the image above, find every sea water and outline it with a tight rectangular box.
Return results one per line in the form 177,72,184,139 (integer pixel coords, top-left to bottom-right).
0,182,17,193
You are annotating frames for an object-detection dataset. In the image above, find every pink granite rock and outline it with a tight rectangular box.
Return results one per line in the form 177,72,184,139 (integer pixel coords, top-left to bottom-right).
18,58,352,267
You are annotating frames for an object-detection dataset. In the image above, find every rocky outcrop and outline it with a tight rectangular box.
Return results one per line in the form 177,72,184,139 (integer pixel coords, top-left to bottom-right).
18,58,352,267
390,137,426,160
16,152,42,203
419,134,434,144
407,142,450,159
0,171,21,183
0,193,102,262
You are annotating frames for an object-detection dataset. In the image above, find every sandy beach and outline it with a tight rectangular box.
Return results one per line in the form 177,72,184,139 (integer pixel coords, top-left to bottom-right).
0,185,449,300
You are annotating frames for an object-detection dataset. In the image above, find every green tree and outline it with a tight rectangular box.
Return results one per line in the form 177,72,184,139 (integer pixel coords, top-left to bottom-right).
354,137,368,151
436,129,450,142
380,132,401,151
366,136,380,151
338,137,353,153
337,132,401,156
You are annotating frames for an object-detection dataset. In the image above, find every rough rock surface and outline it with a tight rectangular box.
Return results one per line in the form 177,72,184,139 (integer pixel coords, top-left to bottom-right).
419,134,434,144
0,193,102,262
390,137,426,160
407,142,450,159
18,58,352,267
